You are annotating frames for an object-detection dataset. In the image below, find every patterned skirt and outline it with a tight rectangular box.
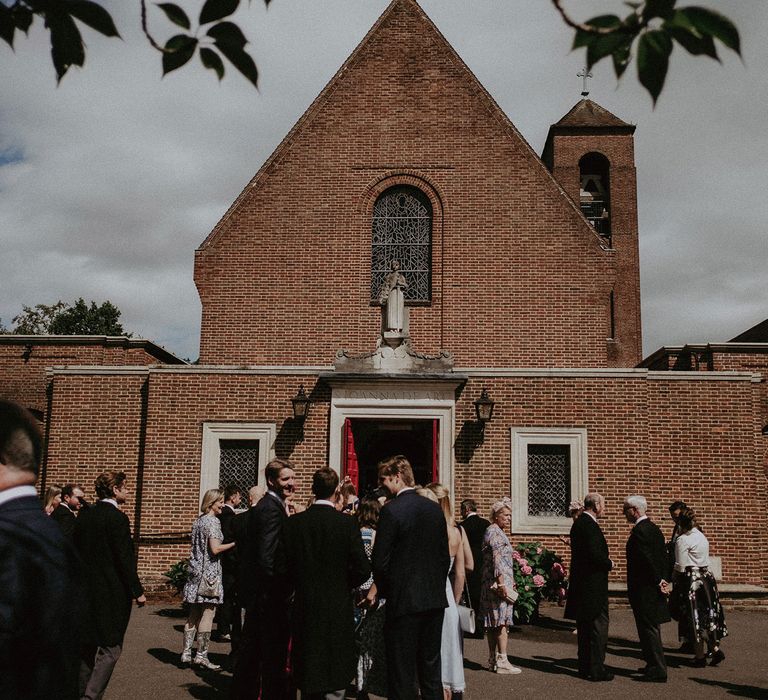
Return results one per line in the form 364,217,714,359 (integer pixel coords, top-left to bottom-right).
676,567,728,644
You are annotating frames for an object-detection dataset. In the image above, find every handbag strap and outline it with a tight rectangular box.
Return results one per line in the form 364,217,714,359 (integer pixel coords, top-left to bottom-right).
462,577,472,608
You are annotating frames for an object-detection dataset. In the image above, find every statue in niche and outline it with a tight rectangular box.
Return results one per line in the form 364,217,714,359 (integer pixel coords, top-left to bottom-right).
378,260,408,334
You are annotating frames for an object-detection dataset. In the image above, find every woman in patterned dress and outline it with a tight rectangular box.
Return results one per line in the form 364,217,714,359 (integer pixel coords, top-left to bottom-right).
673,507,727,667
479,498,521,674
181,489,236,670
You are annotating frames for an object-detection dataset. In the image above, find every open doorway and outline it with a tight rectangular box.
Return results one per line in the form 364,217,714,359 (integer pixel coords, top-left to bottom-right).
343,418,437,497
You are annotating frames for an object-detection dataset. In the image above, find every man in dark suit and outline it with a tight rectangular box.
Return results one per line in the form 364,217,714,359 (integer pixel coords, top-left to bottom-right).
76,470,146,699
51,482,86,540
215,484,242,645
285,468,370,699
371,455,449,700
0,400,81,699
624,494,671,683
564,493,614,682
233,459,296,700
458,498,490,639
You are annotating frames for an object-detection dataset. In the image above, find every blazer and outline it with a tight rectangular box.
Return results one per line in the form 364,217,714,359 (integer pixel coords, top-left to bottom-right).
626,518,671,624
239,492,289,607
285,504,370,694
371,489,449,618
51,503,77,541
217,504,238,577
75,501,144,647
0,495,81,699
564,512,612,621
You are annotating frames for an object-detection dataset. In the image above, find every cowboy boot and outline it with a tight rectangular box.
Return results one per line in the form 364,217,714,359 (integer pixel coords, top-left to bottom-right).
193,632,222,671
495,653,522,675
181,625,196,664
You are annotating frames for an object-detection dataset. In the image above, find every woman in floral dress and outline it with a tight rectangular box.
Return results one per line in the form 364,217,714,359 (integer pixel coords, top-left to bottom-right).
181,488,236,670
479,497,521,674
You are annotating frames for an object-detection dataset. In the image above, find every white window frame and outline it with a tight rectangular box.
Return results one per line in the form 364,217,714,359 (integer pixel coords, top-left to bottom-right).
510,427,588,535
200,422,276,507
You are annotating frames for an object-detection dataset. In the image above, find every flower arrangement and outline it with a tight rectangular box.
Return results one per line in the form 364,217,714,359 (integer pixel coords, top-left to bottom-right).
512,542,568,623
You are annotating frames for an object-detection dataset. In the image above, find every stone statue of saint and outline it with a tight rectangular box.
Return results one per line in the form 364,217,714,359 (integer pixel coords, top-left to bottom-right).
378,260,408,334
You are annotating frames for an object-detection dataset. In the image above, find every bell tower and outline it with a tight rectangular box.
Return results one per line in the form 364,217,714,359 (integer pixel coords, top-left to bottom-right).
542,99,641,367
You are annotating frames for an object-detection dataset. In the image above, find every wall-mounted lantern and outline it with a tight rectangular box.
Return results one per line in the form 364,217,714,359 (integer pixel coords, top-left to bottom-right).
291,385,311,421
474,387,495,424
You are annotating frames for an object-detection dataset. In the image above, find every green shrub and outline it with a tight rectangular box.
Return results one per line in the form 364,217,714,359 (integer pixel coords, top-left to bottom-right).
164,558,189,594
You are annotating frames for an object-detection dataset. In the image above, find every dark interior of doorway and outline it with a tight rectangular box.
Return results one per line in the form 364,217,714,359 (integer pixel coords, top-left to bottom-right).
348,418,435,497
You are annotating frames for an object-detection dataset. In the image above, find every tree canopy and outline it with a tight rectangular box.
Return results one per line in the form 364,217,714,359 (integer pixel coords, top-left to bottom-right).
8,298,130,336
0,0,741,103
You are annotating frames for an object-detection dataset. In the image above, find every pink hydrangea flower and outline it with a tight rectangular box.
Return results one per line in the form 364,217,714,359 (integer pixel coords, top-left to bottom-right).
518,558,528,568
551,562,564,581
532,574,545,587
521,565,533,575
525,585,530,591
512,550,522,562
536,547,542,554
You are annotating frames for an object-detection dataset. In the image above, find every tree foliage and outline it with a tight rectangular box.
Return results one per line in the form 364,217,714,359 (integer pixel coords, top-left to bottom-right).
11,298,130,336
0,0,742,102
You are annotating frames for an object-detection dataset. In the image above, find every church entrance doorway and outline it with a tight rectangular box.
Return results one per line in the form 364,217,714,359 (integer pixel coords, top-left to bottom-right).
342,418,438,497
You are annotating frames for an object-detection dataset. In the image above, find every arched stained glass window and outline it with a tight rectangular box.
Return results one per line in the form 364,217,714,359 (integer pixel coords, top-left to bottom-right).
371,186,432,302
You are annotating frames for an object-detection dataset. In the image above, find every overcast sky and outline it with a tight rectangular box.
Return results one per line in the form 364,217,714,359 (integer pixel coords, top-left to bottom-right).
1,0,766,361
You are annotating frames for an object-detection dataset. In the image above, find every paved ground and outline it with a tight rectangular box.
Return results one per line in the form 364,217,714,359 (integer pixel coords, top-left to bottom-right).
107,603,768,699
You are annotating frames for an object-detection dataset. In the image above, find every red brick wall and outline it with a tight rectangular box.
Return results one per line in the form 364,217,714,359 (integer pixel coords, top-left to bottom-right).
45,368,767,588
194,0,617,368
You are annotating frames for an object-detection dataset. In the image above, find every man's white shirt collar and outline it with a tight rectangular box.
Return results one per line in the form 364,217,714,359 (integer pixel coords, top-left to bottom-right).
0,484,37,508
396,486,414,497
314,499,336,507
635,515,649,525
102,498,119,508
584,510,598,523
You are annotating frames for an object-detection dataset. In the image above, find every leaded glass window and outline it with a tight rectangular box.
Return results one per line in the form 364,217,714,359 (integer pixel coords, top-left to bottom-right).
527,444,570,517
371,186,432,302
219,439,260,497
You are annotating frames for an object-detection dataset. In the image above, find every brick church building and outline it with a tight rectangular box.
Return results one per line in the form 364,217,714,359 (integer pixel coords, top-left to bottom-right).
4,0,766,592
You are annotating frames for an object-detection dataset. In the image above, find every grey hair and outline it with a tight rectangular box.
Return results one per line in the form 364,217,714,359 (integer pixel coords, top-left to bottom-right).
583,493,602,512
624,495,647,513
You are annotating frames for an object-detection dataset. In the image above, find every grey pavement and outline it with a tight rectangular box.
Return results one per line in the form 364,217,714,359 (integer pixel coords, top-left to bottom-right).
106,603,768,699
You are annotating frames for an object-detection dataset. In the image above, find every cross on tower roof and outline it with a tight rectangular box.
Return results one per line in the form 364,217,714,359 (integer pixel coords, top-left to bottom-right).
577,67,593,98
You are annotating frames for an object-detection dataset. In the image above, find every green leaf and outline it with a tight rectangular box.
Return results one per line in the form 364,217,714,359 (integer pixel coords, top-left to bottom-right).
162,34,198,75
679,6,740,55
215,41,258,88
67,0,120,38
200,0,240,25
643,0,676,21
572,14,622,50
156,3,190,30
586,31,633,71
206,20,247,49
0,5,14,48
200,46,225,80
637,29,672,103
666,25,717,59
46,10,85,81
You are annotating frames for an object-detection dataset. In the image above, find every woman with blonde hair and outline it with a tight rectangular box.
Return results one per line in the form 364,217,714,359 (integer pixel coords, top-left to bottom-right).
181,488,236,669
425,482,466,698
43,484,62,515
479,497,521,674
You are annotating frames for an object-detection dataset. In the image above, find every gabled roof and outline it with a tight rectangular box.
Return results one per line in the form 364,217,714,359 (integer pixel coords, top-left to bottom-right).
554,98,633,129
730,318,768,343
199,0,607,251
0,335,186,364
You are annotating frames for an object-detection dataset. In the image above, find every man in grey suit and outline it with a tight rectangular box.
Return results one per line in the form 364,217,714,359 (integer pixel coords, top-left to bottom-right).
372,455,449,700
76,470,146,699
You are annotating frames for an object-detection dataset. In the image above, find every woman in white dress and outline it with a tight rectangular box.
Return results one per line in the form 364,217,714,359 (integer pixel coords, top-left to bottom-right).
425,483,466,699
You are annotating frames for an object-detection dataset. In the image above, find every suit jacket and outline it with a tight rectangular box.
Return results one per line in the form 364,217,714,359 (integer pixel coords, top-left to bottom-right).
285,504,370,693
75,501,144,647
51,503,76,541
564,512,612,621
371,489,449,618
459,514,490,603
217,504,238,580
239,492,289,607
0,495,81,699
626,518,671,624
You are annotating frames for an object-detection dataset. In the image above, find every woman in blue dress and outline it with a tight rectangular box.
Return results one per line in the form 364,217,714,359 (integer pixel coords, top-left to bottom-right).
479,497,521,674
181,488,236,670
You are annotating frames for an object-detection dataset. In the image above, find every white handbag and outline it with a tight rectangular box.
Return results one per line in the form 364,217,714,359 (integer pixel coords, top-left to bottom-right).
457,581,476,634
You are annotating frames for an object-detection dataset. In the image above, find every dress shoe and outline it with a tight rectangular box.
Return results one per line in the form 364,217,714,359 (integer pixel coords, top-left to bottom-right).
589,672,614,682
709,649,725,666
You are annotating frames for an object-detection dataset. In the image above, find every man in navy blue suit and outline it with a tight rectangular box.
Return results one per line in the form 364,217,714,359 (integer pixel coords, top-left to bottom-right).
0,400,81,699
372,455,449,700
